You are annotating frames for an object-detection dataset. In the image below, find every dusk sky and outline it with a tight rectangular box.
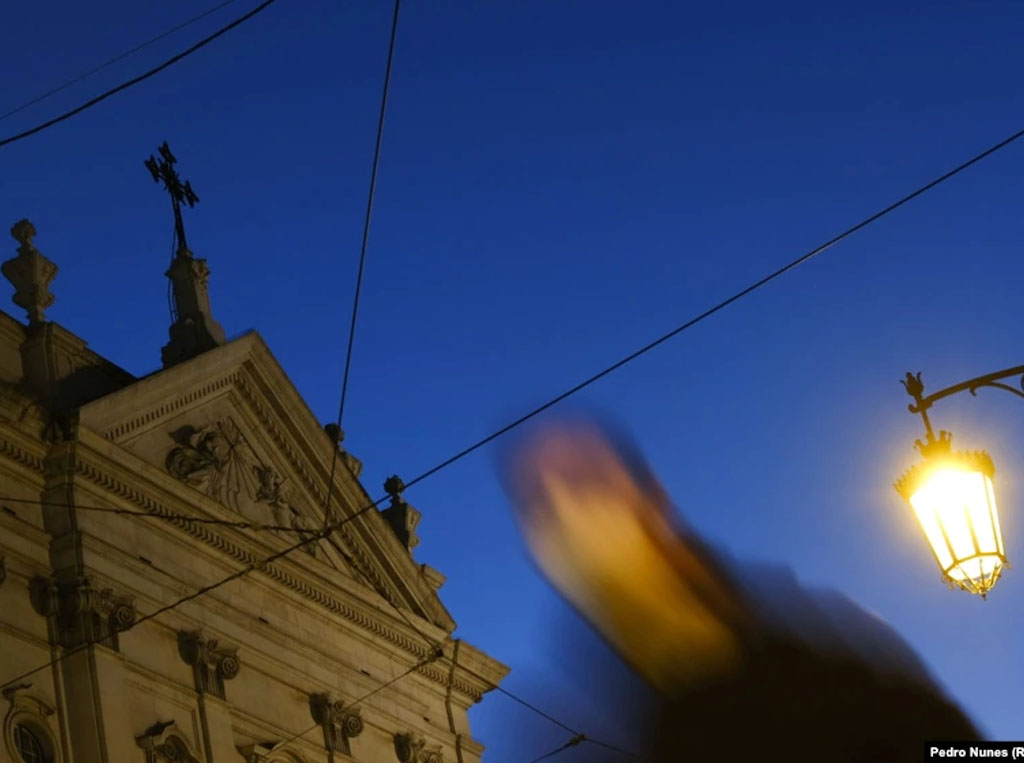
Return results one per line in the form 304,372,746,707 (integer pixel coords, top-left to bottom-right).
4,0,1024,760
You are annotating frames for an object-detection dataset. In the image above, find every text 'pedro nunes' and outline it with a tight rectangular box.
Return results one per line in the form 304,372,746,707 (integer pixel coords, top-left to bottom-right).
926,742,1024,761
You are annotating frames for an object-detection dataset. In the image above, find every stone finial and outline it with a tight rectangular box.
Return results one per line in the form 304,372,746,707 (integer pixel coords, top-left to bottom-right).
324,423,345,444
325,423,363,477
384,475,406,501
3,219,57,325
381,476,421,554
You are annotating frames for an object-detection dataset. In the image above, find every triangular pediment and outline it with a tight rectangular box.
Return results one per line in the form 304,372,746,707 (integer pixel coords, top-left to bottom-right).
78,333,454,631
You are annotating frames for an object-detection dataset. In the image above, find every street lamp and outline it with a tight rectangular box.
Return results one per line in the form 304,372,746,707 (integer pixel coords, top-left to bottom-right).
895,367,1024,598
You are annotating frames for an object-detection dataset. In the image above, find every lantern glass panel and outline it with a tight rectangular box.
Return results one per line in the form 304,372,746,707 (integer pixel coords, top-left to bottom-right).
908,466,1003,589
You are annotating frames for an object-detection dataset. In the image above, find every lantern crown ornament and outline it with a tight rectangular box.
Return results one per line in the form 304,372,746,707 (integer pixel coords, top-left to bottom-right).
895,429,1006,598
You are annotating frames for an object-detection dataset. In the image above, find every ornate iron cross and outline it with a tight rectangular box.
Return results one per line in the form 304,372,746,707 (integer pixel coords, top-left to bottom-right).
145,141,199,256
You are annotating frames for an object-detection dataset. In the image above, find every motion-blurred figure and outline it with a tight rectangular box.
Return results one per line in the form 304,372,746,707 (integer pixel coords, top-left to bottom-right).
501,417,980,762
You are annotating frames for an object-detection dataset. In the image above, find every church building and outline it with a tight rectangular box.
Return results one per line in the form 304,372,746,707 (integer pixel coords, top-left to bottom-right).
0,148,508,762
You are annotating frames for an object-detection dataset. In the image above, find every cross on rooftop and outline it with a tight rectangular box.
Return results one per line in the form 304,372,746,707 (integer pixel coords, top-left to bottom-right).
145,141,199,257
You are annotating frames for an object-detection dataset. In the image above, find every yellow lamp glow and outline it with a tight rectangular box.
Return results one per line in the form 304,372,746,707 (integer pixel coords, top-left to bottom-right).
895,431,1006,597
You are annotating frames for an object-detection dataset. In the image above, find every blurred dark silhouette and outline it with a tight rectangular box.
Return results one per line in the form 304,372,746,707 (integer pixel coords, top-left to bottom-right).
499,417,980,762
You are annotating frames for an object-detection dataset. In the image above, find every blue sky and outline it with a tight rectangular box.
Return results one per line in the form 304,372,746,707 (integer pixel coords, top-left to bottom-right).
4,0,1024,759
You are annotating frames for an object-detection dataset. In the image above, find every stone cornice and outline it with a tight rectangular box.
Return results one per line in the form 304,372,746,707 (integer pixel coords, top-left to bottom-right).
81,335,453,631
63,436,493,702
0,308,27,344
0,418,46,474
238,340,454,630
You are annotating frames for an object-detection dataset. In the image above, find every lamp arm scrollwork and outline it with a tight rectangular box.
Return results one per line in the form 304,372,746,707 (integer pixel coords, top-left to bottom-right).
903,365,1024,439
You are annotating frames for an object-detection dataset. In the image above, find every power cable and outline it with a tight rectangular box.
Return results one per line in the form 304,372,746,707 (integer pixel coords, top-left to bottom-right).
334,0,401,434
0,0,282,150
320,0,401,543
258,646,444,762
0,0,634,755
0,0,239,124
3,123,1022,699
389,125,1024,496
0,495,327,534
531,733,586,763
0,495,381,691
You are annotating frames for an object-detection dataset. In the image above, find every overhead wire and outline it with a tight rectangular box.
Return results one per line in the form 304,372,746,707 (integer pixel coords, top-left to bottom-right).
530,733,587,763
3,121,1023,705
1,0,621,758
319,0,401,544
0,495,330,534
2,492,639,760
0,0,240,124
390,125,1024,496
0,0,282,150
334,0,401,434
256,646,445,762
3,0,1023,756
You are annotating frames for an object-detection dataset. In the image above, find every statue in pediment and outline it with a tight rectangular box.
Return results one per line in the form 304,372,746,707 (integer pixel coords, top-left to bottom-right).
166,420,270,513
164,420,320,551
166,426,227,488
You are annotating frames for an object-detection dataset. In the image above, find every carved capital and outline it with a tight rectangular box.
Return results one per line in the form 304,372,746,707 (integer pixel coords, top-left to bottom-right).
29,575,134,650
309,693,363,759
395,732,443,763
178,630,239,699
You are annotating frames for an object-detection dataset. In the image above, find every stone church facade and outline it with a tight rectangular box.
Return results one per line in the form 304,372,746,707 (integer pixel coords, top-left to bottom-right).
0,218,508,762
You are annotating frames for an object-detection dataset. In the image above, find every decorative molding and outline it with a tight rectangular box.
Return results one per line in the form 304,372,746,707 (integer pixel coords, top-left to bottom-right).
394,732,443,763
163,418,317,555
102,373,239,444
97,367,395,601
237,741,304,763
135,720,200,762
177,630,240,700
3,682,60,762
29,574,135,651
309,692,363,760
68,451,489,700
0,431,45,473
165,419,267,510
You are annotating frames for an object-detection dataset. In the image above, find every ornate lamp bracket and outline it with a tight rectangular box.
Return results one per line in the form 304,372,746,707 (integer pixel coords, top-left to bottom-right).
903,365,1024,442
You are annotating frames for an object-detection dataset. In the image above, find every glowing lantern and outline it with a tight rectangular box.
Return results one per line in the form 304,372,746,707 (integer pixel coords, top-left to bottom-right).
895,431,1006,597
